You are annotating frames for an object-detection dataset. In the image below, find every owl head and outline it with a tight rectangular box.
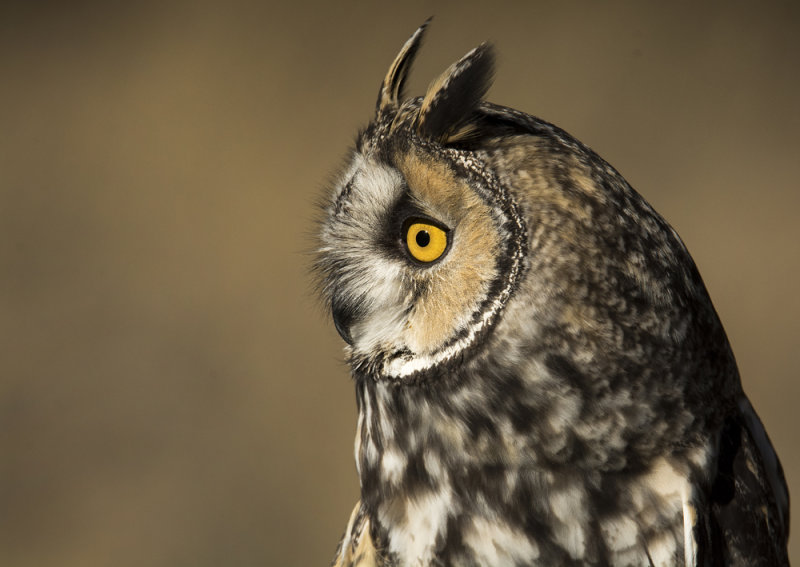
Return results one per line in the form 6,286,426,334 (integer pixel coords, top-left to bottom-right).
315,21,733,400
315,22,530,381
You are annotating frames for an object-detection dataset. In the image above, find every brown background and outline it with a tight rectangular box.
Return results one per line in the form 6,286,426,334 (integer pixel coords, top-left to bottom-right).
1,2,798,565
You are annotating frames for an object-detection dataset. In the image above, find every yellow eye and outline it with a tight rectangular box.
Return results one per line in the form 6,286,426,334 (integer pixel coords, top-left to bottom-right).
404,221,449,263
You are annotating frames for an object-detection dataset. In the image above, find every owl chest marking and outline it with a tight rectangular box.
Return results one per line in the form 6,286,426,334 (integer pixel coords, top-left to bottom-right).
355,380,704,566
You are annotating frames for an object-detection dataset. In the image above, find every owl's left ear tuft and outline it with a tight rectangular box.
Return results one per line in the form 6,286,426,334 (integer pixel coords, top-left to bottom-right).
377,18,431,114
416,43,495,144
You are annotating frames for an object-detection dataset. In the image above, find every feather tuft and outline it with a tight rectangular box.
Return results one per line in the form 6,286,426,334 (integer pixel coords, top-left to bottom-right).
377,18,432,114
416,43,495,144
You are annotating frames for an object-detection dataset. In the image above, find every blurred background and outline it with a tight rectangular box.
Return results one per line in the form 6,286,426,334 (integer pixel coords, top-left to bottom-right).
1,1,798,565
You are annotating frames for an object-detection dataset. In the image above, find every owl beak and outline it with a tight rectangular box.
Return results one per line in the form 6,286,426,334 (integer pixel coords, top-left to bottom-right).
331,296,356,346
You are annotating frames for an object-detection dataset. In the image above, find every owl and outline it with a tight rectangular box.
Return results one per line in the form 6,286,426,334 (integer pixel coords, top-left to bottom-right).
315,21,790,567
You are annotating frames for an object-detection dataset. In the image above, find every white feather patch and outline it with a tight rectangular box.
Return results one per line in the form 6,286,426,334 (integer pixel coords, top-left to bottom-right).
384,488,454,565
462,517,540,564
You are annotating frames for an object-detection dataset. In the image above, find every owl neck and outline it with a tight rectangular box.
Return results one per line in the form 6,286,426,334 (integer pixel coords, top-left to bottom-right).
354,347,659,497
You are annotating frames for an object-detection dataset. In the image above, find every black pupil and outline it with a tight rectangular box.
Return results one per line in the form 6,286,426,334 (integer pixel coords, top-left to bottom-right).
415,230,431,248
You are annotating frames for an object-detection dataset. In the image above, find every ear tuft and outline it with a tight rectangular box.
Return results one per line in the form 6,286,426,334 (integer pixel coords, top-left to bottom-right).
416,43,495,143
377,18,432,114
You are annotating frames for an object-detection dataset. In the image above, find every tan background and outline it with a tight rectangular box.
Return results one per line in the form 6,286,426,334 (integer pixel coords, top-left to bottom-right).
1,1,798,565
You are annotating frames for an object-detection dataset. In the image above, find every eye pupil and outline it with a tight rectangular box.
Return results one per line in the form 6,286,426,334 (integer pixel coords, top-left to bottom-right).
415,230,431,247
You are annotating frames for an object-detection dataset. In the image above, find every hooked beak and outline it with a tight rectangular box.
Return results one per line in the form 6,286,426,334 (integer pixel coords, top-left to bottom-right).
331,295,358,346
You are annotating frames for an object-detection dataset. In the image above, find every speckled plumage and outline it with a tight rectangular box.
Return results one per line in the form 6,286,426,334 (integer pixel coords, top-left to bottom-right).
316,22,789,567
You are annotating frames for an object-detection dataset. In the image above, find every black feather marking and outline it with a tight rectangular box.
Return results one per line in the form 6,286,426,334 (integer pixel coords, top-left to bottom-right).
708,413,790,566
710,416,740,506
376,18,431,113
416,43,495,143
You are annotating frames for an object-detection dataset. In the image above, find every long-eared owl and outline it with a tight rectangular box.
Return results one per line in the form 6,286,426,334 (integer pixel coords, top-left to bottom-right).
315,21,790,567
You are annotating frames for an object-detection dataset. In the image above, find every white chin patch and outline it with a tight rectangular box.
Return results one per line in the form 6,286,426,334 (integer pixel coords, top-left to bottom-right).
352,309,407,357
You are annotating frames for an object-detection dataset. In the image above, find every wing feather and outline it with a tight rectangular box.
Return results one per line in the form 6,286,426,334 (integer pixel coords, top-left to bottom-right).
696,397,790,566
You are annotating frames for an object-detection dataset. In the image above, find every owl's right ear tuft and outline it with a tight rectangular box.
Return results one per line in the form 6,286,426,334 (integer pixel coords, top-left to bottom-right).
377,18,431,114
415,43,495,145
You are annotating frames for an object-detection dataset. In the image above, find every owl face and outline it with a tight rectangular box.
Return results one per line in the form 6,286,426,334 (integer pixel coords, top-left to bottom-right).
316,25,526,380
317,126,526,379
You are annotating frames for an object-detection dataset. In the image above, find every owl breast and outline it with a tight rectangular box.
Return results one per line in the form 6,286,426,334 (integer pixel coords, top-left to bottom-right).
353,371,709,566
